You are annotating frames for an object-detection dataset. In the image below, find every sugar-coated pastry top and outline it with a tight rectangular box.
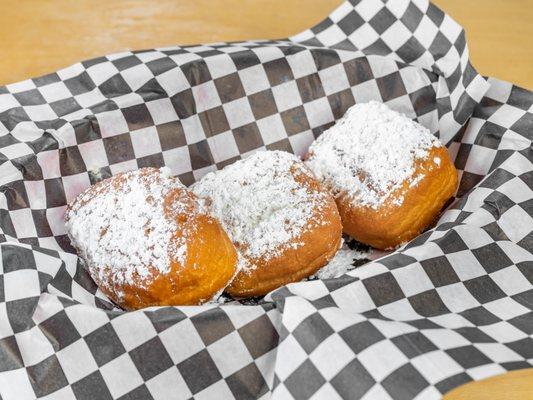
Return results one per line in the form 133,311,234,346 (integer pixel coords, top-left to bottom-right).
65,167,200,296
305,101,442,209
192,151,330,269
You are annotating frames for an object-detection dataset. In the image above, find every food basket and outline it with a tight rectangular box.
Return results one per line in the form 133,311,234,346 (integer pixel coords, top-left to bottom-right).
0,0,532,398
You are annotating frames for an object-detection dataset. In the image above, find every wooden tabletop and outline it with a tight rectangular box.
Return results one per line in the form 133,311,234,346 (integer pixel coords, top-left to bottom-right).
1,1,532,398
1,0,532,89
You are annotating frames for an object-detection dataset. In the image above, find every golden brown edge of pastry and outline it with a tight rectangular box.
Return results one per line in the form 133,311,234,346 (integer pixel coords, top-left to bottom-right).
226,191,343,298
337,146,458,250
67,168,238,310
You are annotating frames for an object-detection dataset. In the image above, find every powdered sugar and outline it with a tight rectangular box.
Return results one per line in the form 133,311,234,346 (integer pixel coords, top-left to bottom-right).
65,168,188,295
313,241,371,279
305,101,441,209
192,150,328,269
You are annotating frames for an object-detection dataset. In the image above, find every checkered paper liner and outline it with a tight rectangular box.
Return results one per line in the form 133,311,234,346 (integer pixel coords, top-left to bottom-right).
1,0,532,398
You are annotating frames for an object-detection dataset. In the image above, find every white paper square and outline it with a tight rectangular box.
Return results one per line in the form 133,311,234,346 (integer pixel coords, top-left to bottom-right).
254,46,284,64
204,54,238,80
61,173,91,204
490,266,532,297
100,353,144,398
319,64,350,96
422,329,471,350
0,93,20,113
56,339,98,383
479,321,528,342
288,130,315,157
370,318,416,339
192,80,222,112
9,209,38,238
309,333,355,380
273,335,308,381
467,364,506,381
238,65,271,95
16,328,55,366
499,206,533,243
46,206,67,236
381,21,413,51
207,331,253,377
304,97,335,128
145,98,179,126
281,296,321,332
0,367,35,400
484,297,529,320
386,0,410,18
348,24,379,50
120,63,154,91
4,270,41,301
78,140,110,170
223,97,255,129
309,383,344,400
464,145,496,176
6,79,37,93
358,340,408,381
56,63,86,80
130,126,162,158
476,343,522,364
3,142,33,163
0,303,14,339
330,281,377,315
445,251,487,281
414,15,440,48
256,114,289,145
86,62,120,86
163,147,192,176
155,67,190,97
272,81,302,112
177,114,203,145
379,298,422,321
411,351,463,384
316,25,346,46
431,313,472,330
393,263,434,297
96,109,129,138
436,283,480,313
287,50,318,79
207,131,240,163
195,379,235,400
72,88,106,109
23,104,57,121
64,306,110,337
110,313,158,351
355,0,385,20
24,180,47,209
363,385,394,400
352,79,382,103
38,82,73,103
159,319,205,364
488,104,527,129
146,367,192,400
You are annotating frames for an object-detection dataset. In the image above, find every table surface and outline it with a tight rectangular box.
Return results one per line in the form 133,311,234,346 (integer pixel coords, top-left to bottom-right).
1,0,532,398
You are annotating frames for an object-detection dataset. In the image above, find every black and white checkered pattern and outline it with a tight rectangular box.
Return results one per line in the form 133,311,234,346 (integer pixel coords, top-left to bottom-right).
1,0,531,398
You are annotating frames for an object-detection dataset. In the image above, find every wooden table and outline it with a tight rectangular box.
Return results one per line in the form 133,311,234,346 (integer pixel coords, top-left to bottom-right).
1,1,532,398
1,0,531,89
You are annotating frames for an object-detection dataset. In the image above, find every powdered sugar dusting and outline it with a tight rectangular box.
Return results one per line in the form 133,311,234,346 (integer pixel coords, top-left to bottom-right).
192,151,328,269
306,101,440,209
312,241,372,279
65,168,188,295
